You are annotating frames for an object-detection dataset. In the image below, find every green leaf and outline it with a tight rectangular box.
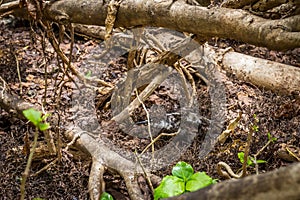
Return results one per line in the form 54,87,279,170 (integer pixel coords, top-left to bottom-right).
253,114,259,122
252,125,259,132
33,198,45,200
100,192,114,200
238,152,245,163
23,108,42,126
238,152,253,166
267,132,271,140
38,123,50,131
186,172,215,192
23,108,50,131
41,113,50,121
267,132,277,142
247,159,253,166
154,176,185,200
85,70,92,77
256,159,267,164
172,161,194,181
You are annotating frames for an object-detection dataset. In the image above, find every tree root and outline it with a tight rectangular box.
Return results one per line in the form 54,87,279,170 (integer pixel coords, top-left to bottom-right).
65,126,159,200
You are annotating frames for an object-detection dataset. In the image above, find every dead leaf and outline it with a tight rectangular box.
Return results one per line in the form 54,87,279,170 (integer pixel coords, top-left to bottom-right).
237,91,252,106
217,112,242,144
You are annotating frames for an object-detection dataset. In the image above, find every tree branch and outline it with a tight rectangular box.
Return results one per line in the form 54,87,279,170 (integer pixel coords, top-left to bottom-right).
42,0,300,50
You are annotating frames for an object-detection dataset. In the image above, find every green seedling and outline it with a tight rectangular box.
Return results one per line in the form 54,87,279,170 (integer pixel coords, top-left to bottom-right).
100,192,114,200
23,108,50,131
238,132,277,167
267,132,277,143
252,114,259,132
238,152,267,167
154,161,216,200
85,70,92,78
20,108,51,200
218,115,277,178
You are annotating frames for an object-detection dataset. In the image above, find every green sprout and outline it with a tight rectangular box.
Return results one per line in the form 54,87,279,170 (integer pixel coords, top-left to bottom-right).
20,108,51,200
23,108,50,131
238,132,277,168
85,70,92,78
267,132,277,143
238,152,267,167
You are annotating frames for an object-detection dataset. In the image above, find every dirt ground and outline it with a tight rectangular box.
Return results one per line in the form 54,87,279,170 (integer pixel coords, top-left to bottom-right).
0,18,299,200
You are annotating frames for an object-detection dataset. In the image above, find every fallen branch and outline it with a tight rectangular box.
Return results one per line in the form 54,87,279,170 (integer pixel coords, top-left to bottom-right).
2,0,299,50
220,50,300,95
43,0,300,50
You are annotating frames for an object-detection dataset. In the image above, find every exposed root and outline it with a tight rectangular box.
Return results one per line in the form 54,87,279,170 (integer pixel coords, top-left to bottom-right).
64,127,160,200
89,158,106,200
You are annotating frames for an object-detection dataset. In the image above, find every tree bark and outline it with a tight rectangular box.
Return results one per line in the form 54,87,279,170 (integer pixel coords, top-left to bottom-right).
1,0,299,50
220,51,300,95
166,162,300,200
41,0,300,51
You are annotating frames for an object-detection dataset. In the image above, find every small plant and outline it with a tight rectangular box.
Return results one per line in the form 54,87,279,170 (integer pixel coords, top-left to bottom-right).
100,192,114,200
85,70,92,78
20,108,51,200
238,152,266,167
23,108,50,131
154,161,216,200
238,132,277,167
267,132,277,143
239,131,277,172
218,114,277,179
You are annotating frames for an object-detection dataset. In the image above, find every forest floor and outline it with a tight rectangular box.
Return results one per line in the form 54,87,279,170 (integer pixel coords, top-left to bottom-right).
0,18,299,200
